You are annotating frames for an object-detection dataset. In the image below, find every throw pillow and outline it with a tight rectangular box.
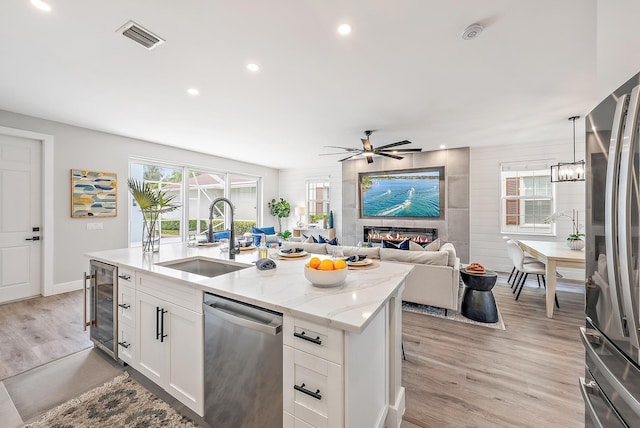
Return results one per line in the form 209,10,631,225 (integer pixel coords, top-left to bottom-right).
408,240,426,251
304,235,317,243
318,235,338,245
382,239,409,250
251,226,277,246
213,231,230,241
424,238,441,251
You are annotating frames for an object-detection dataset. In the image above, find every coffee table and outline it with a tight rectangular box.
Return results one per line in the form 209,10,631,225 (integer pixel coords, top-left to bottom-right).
460,268,498,323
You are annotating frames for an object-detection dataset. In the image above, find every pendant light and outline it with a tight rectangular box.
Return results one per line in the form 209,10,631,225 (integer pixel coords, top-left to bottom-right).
550,116,585,182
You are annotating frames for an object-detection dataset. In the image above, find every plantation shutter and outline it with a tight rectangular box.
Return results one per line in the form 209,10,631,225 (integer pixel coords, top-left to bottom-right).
505,177,519,225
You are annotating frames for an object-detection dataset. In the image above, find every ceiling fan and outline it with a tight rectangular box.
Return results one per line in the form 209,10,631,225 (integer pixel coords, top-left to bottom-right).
321,130,422,164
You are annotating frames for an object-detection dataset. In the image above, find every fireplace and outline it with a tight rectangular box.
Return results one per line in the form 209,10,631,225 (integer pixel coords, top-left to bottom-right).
363,226,437,246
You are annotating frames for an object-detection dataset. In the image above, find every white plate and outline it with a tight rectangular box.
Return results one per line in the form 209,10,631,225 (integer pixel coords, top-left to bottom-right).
197,242,219,247
346,258,373,266
278,250,308,258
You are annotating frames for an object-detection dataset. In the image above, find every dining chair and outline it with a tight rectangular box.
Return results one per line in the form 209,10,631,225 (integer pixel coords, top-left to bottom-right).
506,240,559,308
504,237,538,288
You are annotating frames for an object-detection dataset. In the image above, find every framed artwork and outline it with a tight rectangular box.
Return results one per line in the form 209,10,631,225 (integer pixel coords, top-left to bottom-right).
71,169,117,217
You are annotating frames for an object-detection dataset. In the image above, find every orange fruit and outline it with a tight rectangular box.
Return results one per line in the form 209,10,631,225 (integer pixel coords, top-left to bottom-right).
309,257,321,269
334,259,347,270
318,259,335,271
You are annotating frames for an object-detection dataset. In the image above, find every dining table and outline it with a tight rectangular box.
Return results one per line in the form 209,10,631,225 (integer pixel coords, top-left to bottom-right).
517,240,585,318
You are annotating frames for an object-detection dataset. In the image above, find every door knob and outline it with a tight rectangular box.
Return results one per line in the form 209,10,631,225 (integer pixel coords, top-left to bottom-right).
25,236,40,241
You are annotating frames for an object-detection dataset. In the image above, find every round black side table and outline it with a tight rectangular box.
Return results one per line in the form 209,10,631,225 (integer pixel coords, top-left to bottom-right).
460,268,498,323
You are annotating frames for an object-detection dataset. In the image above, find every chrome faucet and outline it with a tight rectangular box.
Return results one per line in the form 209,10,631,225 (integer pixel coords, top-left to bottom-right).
208,197,237,259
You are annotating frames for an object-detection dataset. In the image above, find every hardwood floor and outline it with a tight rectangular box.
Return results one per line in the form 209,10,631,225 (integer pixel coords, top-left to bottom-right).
0,291,92,380
401,277,585,428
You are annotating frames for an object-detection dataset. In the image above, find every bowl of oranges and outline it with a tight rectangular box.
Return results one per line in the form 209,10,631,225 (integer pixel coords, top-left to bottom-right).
304,257,348,288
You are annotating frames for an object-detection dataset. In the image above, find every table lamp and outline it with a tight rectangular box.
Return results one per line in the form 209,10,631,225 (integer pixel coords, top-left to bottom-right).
295,206,306,227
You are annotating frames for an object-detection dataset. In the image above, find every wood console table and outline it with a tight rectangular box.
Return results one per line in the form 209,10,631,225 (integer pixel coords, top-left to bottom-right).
517,240,585,318
292,227,335,239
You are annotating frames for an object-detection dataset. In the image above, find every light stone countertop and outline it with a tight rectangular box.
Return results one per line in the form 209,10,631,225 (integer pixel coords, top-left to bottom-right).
86,243,413,333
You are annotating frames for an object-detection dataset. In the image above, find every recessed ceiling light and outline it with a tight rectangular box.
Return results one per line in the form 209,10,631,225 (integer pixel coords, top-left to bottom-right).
440,145,446,149
247,63,260,72
187,88,199,96
31,0,51,12
337,24,352,35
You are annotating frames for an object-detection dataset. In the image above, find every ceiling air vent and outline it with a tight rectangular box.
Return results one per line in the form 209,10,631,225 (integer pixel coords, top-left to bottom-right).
118,20,165,50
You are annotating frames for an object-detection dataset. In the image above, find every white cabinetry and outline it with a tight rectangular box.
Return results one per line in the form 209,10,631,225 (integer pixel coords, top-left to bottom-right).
116,268,136,366
116,268,204,416
283,308,388,428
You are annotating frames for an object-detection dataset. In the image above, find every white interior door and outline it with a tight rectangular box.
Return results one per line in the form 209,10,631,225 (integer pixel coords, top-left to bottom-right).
0,134,41,303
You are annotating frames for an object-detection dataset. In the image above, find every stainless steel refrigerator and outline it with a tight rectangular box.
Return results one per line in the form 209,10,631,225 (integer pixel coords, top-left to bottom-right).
583,72,640,427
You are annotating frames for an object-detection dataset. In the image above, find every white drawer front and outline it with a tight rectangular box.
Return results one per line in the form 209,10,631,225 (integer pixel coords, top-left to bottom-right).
117,323,135,366
283,315,343,365
117,284,135,327
283,346,344,428
284,412,314,428
137,273,202,313
117,267,136,288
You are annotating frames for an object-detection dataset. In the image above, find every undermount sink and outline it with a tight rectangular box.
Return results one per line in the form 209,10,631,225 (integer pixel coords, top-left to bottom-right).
157,257,249,277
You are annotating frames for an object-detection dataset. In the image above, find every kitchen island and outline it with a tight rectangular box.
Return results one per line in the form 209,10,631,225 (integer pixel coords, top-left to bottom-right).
87,243,412,428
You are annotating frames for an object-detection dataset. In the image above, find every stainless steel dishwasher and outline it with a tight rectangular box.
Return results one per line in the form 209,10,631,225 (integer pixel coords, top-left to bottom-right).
203,293,283,428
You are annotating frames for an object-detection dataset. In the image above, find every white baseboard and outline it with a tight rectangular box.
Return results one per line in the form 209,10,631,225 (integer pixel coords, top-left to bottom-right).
45,279,83,296
386,386,405,428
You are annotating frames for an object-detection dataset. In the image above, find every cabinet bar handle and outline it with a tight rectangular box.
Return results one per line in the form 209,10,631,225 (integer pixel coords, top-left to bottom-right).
160,308,168,342
294,331,322,345
294,383,322,400
82,273,91,331
118,341,131,349
156,306,161,340
118,303,130,309
118,274,131,280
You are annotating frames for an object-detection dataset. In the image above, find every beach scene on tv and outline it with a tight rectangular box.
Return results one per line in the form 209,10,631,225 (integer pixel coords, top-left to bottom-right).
361,171,441,217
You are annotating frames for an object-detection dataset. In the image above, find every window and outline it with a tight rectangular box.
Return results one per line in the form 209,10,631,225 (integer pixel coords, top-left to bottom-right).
129,160,260,247
500,162,553,235
306,178,330,226
130,162,183,246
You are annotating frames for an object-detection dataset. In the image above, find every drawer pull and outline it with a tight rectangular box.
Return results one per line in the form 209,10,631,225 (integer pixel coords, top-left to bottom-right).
294,383,322,400
118,303,131,309
118,274,131,281
294,331,322,345
118,341,131,349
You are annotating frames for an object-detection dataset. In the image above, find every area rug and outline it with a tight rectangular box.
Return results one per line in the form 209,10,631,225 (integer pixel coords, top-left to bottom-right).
402,284,506,331
24,372,199,428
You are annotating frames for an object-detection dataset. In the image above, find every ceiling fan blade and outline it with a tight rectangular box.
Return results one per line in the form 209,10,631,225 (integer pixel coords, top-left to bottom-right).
377,152,404,160
361,138,373,152
378,148,422,153
374,140,412,150
319,151,360,156
338,154,358,162
325,145,361,152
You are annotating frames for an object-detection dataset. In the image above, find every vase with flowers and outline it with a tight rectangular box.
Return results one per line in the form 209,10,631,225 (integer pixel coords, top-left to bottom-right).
544,209,585,250
127,179,180,252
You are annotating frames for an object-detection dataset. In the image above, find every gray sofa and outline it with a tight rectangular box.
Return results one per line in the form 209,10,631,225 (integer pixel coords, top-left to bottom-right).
281,240,461,311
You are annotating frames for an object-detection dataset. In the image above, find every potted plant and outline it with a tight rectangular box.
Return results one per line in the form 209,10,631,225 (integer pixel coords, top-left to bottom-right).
267,197,291,232
544,209,585,250
277,229,292,241
128,179,180,252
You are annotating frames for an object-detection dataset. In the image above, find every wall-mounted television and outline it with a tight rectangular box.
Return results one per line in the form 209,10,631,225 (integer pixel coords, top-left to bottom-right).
359,166,445,219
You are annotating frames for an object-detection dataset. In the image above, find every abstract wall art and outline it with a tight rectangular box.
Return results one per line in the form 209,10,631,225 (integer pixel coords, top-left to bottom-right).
71,169,117,217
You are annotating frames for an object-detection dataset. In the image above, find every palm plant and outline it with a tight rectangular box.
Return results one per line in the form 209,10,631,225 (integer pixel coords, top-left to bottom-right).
127,179,180,251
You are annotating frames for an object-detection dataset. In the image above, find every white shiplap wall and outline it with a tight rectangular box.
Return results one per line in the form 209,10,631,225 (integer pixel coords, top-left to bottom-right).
469,139,586,280
277,164,343,241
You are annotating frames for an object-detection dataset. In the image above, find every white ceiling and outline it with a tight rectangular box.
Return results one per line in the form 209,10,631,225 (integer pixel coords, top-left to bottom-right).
0,0,597,169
